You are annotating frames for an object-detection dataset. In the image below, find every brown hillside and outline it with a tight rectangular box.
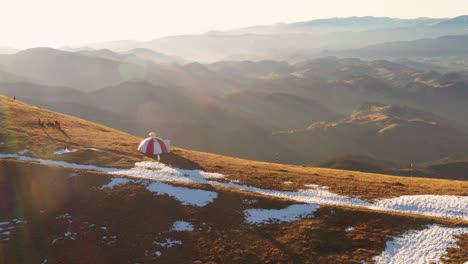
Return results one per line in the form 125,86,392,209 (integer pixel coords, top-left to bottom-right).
274,103,468,165
1,95,467,200
1,95,467,263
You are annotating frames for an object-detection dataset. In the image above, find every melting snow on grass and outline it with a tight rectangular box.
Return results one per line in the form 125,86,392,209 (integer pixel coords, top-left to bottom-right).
242,199,257,205
171,221,194,232
51,232,77,245
2,153,468,221
153,238,183,248
244,204,319,225
86,148,102,152
17,150,30,155
208,180,468,221
100,178,133,189
371,195,468,221
373,224,468,264
146,182,217,207
101,177,218,207
56,213,73,224
0,153,120,172
0,218,27,241
109,161,225,184
54,149,78,155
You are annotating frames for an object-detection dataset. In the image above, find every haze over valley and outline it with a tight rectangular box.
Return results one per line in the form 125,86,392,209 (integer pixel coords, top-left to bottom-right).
1,3,468,262
2,25,468,175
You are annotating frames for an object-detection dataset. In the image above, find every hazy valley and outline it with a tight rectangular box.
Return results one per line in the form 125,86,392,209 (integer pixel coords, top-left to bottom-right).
1,11,468,263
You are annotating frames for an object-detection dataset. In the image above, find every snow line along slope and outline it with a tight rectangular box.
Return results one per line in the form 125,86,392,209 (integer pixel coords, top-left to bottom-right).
1,154,468,221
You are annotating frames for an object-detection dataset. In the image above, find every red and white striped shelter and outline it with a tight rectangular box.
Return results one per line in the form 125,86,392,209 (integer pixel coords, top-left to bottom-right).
138,132,171,158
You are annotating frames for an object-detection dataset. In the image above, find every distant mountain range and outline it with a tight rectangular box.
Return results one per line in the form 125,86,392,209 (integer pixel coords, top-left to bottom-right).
328,34,468,59
274,103,468,164
1,48,467,166
3,16,467,63
225,16,468,35
53,15,468,62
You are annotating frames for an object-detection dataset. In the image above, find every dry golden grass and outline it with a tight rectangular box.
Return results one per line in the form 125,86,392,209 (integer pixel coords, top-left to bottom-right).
1,96,467,263
0,95,148,168
1,95,467,202
0,160,466,264
444,233,468,263
172,148,468,200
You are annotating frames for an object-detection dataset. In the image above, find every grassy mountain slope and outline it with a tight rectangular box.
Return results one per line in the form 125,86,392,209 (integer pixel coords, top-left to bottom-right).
319,155,468,181
274,103,468,165
223,91,341,130
0,96,467,263
1,95,467,199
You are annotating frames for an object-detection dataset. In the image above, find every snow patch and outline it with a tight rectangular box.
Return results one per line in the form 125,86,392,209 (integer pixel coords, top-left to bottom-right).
17,150,29,155
56,213,72,220
13,219,26,224
305,184,329,190
100,178,133,189
153,238,183,248
51,232,77,245
346,227,355,232
2,154,468,221
210,181,468,221
242,199,257,205
211,180,369,208
145,250,162,257
373,225,468,264
372,195,468,220
0,153,121,172
244,204,319,225
146,182,217,207
171,221,194,232
109,161,225,184
101,177,217,207
87,148,102,152
0,218,27,240
54,149,77,155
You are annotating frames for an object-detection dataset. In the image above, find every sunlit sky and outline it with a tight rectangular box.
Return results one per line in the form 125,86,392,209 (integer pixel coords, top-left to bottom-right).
1,0,467,48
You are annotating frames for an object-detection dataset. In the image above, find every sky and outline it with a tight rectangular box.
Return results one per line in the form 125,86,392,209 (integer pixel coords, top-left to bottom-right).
1,0,467,48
